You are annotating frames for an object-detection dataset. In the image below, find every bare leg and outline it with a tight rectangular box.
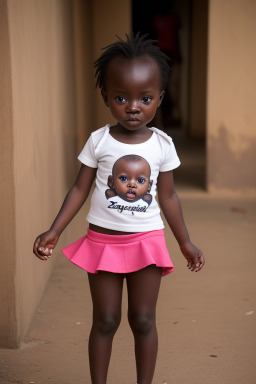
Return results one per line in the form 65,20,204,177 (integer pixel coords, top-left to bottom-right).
126,265,162,384
88,272,124,384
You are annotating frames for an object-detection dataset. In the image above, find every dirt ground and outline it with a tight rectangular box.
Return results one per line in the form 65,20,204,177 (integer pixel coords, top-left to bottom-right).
0,193,256,384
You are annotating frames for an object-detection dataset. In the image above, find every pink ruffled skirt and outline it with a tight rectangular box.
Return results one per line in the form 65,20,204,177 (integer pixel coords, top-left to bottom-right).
61,228,174,277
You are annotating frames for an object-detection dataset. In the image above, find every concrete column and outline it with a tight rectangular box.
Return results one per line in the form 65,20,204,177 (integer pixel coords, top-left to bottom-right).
0,0,17,347
0,0,81,348
207,0,256,194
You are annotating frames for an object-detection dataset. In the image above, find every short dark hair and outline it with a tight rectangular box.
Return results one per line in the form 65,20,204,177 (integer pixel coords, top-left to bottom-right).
94,33,170,91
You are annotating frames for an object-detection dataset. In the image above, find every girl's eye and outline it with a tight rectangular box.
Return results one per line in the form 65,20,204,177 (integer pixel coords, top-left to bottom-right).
137,177,146,184
141,97,151,103
116,96,126,103
119,175,128,182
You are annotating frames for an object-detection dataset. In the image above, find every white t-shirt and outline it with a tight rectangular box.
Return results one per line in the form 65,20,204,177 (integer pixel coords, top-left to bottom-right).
78,124,181,232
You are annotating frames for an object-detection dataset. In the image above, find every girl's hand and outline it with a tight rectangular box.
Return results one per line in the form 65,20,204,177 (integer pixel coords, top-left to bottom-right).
33,230,59,261
180,242,205,272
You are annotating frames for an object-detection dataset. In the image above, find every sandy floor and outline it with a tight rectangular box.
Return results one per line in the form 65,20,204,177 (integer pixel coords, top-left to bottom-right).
0,193,256,384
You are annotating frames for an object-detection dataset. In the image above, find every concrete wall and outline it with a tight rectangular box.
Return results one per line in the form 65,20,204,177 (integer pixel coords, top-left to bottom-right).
0,0,17,349
207,0,256,194
0,0,87,348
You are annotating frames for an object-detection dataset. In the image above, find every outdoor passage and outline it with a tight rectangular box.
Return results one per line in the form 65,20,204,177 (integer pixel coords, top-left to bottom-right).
0,1,255,384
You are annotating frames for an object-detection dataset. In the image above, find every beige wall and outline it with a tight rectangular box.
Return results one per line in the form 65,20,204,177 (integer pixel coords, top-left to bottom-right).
0,0,17,348
207,0,256,194
0,0,92,348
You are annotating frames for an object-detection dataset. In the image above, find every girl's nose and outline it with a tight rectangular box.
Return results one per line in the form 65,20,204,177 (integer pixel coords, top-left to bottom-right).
126,101,140,113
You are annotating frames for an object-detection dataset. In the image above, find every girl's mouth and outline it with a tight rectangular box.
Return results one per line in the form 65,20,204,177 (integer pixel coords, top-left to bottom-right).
126,118,140,124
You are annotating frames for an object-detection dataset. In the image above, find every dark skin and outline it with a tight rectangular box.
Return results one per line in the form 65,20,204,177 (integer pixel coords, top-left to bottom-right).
33,55,205,384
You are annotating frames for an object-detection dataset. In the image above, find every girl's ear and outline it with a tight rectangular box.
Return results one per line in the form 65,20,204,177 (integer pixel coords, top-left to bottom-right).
101,89,109,107
158,91,165,108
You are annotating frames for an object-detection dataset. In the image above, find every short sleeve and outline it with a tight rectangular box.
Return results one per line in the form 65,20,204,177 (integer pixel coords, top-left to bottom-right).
159,138,181,172
77,135,98,168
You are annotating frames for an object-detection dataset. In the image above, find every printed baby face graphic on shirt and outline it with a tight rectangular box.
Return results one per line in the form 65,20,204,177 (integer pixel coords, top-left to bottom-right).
105,155,153,206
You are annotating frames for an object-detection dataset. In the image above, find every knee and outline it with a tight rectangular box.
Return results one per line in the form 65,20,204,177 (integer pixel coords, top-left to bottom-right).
93,314,121,336
128,312,155,335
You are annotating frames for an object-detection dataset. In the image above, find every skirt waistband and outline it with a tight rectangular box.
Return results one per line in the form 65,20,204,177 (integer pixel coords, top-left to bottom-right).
86,228,165,245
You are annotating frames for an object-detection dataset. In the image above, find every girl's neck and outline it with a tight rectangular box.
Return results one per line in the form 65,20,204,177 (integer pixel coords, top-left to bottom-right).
109,124,152,144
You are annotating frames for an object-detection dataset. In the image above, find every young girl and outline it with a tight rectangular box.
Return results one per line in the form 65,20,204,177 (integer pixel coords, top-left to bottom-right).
33,34,205,384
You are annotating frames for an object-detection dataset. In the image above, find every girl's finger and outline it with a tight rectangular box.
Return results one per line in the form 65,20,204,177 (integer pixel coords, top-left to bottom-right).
35,246,52,260
35,252,48,261
33,241,48,261
198,253,205,268
195,257,205,272
40,247,51,256
191,261,200,272
33,238,40,254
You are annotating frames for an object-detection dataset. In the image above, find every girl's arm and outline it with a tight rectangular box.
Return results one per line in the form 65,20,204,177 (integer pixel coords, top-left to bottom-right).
157,171,205,272
33,164,97,261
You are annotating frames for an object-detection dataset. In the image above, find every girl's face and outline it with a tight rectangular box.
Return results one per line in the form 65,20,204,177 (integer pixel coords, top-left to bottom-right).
102,56,165,132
